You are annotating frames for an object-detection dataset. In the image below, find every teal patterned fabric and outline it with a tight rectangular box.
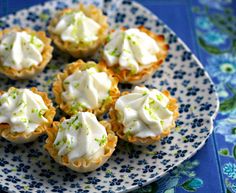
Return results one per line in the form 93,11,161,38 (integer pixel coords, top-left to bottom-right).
0,0,235,192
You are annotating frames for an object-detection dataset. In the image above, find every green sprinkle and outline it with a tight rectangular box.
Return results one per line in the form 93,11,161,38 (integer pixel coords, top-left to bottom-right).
130,67,137,75
30,35,35,44
106,169,113,175
95,134,107,146
9,89,19,99
160,120,164,126
71,103,87,113
109,48,120,57
16,100,26,107
142,91,148,96
64,81,70,85
0,97,8,106
54,141,61,146
124,129,132,138
156,94,163,101
149,98,155,105
127,36,132,41
144,105,157,120
30,34,42,49
106,35,111,42
20,118,28,123
102,96,112,105
32,108,46,118
75,122,82,130
74,82,80,88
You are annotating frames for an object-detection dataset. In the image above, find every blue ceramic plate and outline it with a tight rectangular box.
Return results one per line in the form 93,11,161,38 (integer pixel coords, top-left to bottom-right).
0,0,219,192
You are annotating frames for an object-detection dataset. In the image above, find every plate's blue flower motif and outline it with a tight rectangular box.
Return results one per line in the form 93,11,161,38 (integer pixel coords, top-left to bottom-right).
86,177,101,185
195,16,213,30
26,12,39,22
206,54,236,84
0,158,8,167
199,0,232,10
135,16,147,25
215,115,236,143
201,30,228,46
51,186,67,193
223,163,236,180
5,176,20,183
175,150,188,158
142,165,156,173
115,13,126,23
109,178,123,186
120,165,134,173
132,178,146,186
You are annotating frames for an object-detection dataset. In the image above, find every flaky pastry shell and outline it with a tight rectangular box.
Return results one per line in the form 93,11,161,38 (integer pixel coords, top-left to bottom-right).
53,59,120,116
0,87,56,144
0,27,53,80
45,120,117,173
48,4,108,58
110,90,179,145
102,26,169,84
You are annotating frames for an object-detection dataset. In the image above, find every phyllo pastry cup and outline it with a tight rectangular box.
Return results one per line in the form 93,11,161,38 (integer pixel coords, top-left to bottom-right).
0,87,56,144
0,27,53,80
102,26,169,84
44,113,117,173
48,4,108,58
110,87,179,145
53,59,120,116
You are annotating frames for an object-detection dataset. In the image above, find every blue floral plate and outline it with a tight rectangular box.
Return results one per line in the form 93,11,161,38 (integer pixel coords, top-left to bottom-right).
0,0,219,192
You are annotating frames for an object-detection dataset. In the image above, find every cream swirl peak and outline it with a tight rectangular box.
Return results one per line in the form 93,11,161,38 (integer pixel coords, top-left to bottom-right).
53,112,107,161
0,31,44,70
103,28,160,74
62,67,112,110
115,86,174,138
0,88,48,133
53,11,100,44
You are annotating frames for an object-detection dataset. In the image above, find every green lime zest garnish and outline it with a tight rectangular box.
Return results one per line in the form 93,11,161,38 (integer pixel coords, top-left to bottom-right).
95,134,107,146
156,94,163,101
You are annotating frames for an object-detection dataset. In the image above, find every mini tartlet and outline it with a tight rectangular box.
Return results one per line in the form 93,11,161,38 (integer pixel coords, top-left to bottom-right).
0,87,55,144
45,112,117,173
0,27,53,80
110,86,179,145
48,4,108,58
102,27,169,84
53,59,120,116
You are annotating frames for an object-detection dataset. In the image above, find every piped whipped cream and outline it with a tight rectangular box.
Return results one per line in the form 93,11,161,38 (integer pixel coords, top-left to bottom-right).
53,11,100,44
115,86,174,138
0,31,44,70
62,67,112,111
53,112,107,161
103,28,159,74
0,88,48,133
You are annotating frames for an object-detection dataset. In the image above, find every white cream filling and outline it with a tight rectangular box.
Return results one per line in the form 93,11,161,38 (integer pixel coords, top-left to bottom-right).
62,67,112,110
115,86,174,138
53,11,100,44
0,88,48,133
53,112,107,161
0,31,44,70
103,28,160,73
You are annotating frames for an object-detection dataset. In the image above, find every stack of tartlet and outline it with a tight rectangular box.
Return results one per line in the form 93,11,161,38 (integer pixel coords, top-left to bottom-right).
0,3,178,173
